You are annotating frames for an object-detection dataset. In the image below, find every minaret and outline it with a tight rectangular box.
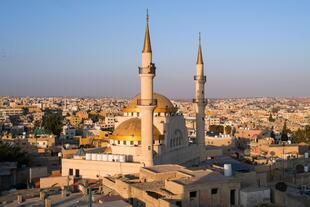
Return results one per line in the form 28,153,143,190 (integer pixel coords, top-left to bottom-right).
194,33,207,162
138,10,156,167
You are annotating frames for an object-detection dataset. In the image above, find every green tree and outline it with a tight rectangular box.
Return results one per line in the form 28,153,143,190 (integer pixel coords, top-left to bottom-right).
293,125,310,144
209,125,224,134
269,113,275,122
33,120,41,129
42,112,63,136
281,120,288,141
0,142,29,167
224,125,232,134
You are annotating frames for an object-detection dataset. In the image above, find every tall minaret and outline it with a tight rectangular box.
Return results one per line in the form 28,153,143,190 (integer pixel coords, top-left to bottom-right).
138,10,156,167
194,33,207,162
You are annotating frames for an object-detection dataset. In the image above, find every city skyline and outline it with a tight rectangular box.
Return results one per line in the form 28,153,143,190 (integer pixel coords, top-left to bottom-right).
0,0,309,99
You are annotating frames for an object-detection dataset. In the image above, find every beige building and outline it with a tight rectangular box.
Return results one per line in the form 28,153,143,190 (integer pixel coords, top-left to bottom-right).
76,110,89,120
205,135,235,154
102,164,244,207
28,135,55,149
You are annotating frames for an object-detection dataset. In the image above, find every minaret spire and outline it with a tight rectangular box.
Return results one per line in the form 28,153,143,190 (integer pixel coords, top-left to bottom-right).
194,32,207,162
138,9,156,167
196,32,203,64
142,9,152,53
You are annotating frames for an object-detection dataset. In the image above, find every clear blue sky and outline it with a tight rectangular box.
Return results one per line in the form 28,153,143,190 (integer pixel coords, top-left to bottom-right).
0,0,309,98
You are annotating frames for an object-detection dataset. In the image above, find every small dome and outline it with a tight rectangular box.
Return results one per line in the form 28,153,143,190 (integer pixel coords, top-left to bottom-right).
110,118,163,141
123,93,177,113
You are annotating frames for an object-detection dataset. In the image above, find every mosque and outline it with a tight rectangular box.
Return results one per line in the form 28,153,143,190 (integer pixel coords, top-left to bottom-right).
62,12,207,178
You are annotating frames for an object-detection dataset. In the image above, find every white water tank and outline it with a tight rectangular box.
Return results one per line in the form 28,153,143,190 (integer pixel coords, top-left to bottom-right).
305,165,309,172
113,154,120,162
108,154,113,162
102,154,108,161
305,152,309,159
85,153,91,160
97,154,102,161
91,153,97,160
58,152,62,158
224,164,232,176
119,155,126,162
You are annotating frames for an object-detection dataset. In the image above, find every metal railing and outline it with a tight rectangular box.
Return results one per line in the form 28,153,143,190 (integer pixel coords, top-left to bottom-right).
139,63,156,74
194,75,206,82
192,98,208,104
137,99,157,106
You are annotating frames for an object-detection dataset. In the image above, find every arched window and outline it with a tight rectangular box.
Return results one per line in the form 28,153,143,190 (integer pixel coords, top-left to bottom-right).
174,129,183,147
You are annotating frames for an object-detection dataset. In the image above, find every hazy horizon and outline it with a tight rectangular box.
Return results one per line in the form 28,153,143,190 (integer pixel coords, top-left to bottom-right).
1,0,309,99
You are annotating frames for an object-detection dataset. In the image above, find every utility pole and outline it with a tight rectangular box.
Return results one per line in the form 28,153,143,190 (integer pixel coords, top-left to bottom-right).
88,187,92,207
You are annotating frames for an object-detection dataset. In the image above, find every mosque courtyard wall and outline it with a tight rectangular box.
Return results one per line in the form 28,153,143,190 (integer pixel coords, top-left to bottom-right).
62,159,143,179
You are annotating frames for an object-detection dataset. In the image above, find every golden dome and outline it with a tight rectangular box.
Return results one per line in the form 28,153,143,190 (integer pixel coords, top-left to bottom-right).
110,118,163,141
123,93,177,113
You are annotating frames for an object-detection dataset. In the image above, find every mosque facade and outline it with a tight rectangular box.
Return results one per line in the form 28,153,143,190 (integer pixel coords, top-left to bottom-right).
62,12,207,178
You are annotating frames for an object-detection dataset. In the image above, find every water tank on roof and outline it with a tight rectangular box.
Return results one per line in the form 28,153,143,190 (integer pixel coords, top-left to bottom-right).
119,155,126,162
85,153,91,160
91,153,97,160
113,154,120,162
224,164,232,176
102,154,108,161
108,154,113,162
97,154,102,161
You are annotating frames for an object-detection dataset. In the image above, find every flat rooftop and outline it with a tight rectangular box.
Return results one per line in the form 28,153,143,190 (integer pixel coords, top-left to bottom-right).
145,164,184,173
2,192,131,207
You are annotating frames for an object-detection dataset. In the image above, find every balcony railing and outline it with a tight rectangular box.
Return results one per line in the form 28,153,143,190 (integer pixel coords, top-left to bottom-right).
194,75,206,83
139,63,156,75
137,99,157,106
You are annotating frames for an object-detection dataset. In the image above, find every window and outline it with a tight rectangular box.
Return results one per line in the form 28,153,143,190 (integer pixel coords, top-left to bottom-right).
130,141,134,145
211,188,218,194
69,168,73,176
189,191,197,199
75,169,80,177
123,141,126,145
118,140,120,144
176,201,182,207
138,141,141,145
230,189,236,205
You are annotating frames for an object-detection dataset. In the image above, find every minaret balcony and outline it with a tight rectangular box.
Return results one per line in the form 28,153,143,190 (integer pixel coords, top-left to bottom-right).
194,75,206,83
137,99,157,106
139,63,156,75
192,98,208,104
